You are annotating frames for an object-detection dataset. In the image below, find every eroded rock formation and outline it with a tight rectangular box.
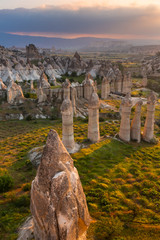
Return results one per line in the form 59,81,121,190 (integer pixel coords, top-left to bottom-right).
62,79,71,100
101,76,110,99
37,87,47,103
122,72,132,94
31,129,90,240
61,99,75,152
71,87,77,116
131,99,143,142
119,93,132,142
143,92,157,142
83,74,95,100
88,90,100,142
26,44,40,58
0,78,7,90
39,72,51,89
7,80,24,104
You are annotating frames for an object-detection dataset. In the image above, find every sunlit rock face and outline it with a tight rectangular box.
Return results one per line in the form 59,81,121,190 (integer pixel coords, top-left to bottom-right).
31,130,90,240
0,78,7,90
37,87,47,103
39,72,51,89
143,92,157,142
88,90,100,143
7,80,24,105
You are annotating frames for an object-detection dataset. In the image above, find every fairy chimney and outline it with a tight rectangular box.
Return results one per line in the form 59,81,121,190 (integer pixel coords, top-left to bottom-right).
119,93,132,142
71,87,77,116
88,90,100,142
131,99,143,143
143,92,157,142
83,74,95,101
62,79,71,100
101,76,110,99
31,129,90,240
61,99,75,152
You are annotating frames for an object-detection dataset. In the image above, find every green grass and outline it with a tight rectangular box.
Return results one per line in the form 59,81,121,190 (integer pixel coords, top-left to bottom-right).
147,78,160,94
0,117,160,239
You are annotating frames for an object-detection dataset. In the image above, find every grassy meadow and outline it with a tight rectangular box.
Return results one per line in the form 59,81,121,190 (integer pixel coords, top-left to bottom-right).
0,111,159,239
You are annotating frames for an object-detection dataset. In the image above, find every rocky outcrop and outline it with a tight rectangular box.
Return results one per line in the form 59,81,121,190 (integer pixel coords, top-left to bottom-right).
17,217,34,240
88,90,100,142
74,52,81,62
37,87,47,103
28,146,44,168
39,72,51,89
31,129,90,240
26,44,40,58
143,92,157,142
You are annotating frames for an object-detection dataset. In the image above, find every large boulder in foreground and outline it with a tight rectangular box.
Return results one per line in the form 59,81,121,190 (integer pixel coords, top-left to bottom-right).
31,129,90,240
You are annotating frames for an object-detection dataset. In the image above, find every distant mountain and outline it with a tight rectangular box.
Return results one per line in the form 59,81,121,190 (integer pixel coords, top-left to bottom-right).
1,32,160,51
0,33,113,49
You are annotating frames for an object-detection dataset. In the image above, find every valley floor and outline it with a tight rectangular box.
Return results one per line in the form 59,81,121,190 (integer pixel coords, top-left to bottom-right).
0,119,160,240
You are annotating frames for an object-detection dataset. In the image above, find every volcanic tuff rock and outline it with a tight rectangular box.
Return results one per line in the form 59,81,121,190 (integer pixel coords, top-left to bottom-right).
31,129,90,240
0,78,7,90
26,44,40,58
7,80,24,104
39,72,51,89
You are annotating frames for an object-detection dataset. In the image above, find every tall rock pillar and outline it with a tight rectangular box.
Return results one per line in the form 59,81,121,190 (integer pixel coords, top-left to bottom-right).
71,87,77,116
122,72,132,95
83,74,95,100
62,79,71,100
119,93,132,142
143,92,157,142
131,99,143,142
88,91,100,142
101,77,110,99
61,99,75,152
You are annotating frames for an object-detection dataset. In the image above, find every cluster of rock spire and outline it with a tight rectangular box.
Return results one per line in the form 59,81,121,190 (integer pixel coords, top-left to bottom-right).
119,92,157,143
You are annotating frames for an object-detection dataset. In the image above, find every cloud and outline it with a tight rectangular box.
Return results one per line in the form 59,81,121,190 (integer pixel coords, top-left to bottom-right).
0,5,160,39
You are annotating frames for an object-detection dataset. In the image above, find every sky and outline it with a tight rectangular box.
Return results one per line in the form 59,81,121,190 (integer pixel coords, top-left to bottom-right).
1,0,160,9
0,0,160,40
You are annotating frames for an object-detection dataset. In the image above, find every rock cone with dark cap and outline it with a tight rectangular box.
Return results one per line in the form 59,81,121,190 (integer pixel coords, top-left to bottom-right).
31,130,90,240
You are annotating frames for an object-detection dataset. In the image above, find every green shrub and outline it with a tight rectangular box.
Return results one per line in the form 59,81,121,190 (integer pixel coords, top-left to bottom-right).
94,216,124,240
26,115,32,121
0,174,14,193
24,92,37,99
12,195,30,208
22,183,31,192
